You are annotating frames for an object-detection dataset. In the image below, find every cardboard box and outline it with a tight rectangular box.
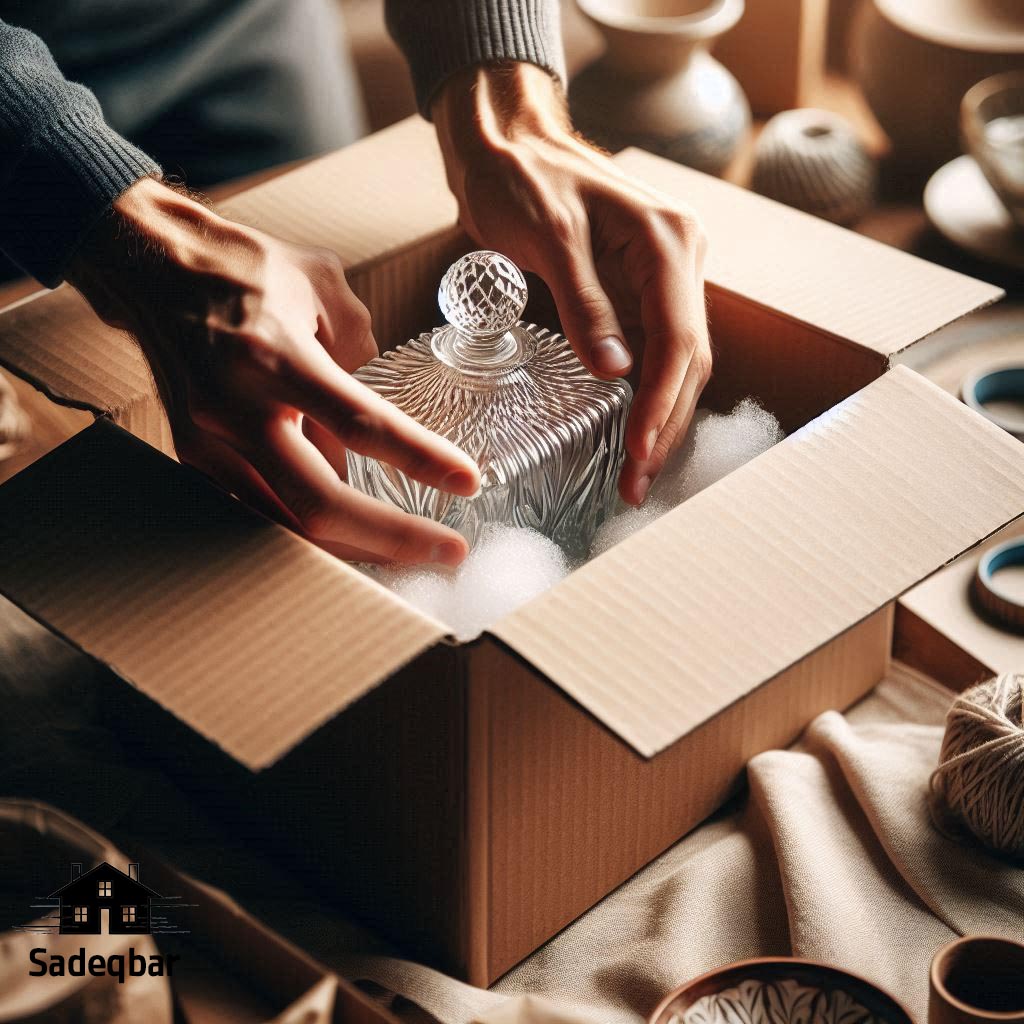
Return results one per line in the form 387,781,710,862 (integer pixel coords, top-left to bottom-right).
0,118,1022,986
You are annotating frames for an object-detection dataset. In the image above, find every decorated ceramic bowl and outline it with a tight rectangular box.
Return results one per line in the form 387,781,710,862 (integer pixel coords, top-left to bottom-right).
649,958,913,1024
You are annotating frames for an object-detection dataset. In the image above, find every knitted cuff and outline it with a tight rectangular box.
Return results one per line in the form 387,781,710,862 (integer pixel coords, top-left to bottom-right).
0,107,160,287
386,0,567,118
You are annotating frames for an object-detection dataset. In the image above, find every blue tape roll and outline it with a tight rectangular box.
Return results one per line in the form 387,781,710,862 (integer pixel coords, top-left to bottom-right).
962,365,1024,439
974,537,1024,632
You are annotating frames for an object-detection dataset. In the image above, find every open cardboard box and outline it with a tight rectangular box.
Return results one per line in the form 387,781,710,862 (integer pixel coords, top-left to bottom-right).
1,118,1023,986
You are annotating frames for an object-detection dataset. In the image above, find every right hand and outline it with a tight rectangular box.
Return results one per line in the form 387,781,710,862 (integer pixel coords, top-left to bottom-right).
67,177,481,566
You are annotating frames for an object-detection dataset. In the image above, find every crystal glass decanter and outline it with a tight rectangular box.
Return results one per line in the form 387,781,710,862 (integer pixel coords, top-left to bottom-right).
348,251,632,557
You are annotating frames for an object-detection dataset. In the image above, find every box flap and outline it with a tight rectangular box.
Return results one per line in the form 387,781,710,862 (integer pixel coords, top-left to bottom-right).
615,148,1003,360
0,284,155,418
0,421,446,770
492,367,1024,758
218,117,457,263
900,519,1024,676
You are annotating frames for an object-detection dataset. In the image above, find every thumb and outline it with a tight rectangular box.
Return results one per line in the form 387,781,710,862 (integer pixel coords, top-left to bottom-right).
537,245,632,379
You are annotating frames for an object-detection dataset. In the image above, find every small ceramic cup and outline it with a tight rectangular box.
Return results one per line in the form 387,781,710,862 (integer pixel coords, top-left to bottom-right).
961,72,1024,229
929,936,1024,1024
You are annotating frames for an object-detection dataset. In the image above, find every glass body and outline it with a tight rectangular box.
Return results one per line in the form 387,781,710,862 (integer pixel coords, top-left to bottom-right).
348,320,631,558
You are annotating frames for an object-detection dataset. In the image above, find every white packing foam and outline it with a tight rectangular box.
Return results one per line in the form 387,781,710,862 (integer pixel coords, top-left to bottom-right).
372,399,784,639
593,398,786,555
372,524,572,643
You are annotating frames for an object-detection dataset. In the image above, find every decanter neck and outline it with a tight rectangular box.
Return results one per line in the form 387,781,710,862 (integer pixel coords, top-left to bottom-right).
431,324,536,375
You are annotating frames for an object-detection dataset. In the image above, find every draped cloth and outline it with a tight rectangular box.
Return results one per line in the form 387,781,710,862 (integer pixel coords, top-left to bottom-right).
285,665,1023,1024
1,595,1019,1024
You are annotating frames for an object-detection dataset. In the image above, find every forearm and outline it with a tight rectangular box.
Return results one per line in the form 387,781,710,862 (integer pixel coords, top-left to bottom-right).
384,0,566,117
0,19,159,286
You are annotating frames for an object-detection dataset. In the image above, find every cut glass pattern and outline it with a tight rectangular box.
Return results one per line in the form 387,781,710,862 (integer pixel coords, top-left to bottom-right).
348,251,632,557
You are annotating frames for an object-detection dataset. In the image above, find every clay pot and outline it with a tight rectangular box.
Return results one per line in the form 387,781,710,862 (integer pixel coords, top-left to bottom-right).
751,108,878,224
849,0,1024,177
570,0,751,177
929,936,1024,1024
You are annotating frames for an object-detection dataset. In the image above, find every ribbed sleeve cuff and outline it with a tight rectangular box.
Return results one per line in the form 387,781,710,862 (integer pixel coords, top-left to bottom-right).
0,107,160,287
386,0,567,117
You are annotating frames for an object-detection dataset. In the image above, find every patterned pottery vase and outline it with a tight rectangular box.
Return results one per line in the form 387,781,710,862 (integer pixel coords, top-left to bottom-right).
850,0,1024,177
751,108,877,225
570,0,751,177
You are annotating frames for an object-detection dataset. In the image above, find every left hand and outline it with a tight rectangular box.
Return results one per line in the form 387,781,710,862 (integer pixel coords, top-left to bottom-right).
433,62,712,506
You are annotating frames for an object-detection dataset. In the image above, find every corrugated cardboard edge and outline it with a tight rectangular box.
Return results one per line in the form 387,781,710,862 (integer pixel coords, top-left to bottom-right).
899,518,1024,677
491,366,1024,758
615,148,1005,360
0,284,172,452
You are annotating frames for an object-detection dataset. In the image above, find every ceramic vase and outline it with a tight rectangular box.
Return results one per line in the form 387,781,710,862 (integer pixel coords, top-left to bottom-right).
751,108,877,225
570,0,751,177
850,0,1024,177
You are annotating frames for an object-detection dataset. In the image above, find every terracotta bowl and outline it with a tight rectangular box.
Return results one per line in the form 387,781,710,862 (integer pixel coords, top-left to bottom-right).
649,957,914,1024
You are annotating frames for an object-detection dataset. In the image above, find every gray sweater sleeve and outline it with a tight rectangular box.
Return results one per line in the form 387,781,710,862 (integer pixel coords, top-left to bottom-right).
385,0,566,117
0,19,160,287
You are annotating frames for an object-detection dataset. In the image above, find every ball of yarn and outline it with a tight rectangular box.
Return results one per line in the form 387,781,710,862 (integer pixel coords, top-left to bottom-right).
930,674,1024,860
751,108,877,226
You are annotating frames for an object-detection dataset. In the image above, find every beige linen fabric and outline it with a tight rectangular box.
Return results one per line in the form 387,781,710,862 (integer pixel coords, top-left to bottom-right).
295,666,1023,1024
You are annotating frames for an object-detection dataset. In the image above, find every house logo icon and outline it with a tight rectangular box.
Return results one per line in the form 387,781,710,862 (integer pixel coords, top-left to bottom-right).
47,861,161,935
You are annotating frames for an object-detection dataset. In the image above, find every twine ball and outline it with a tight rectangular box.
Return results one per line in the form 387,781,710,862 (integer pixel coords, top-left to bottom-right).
930,674,1024,860
751,108,877,226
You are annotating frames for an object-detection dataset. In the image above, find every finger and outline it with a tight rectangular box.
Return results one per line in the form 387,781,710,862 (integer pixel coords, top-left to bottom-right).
183,431,392,562
303,415,348,481
305,248,379,372
236,417,470,566
177,432,297,527
625,258,710,469
534,233,632,379
313,536,435,566
619,353,707,506
317,292,378,374
279,348,481,497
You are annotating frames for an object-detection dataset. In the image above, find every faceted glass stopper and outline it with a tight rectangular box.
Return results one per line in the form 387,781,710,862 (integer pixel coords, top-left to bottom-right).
438,250,528,341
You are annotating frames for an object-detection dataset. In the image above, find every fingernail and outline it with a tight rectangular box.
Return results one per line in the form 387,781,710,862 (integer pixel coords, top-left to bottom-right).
441,469,479,496
635,475,652,504
591,337,632,376
431,541,466,566
644,427,660,461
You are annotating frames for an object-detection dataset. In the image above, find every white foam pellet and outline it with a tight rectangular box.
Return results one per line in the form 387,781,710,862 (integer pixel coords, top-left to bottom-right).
590,500,671,558
591,399,784,555
656,398,785,506
373,524,572,642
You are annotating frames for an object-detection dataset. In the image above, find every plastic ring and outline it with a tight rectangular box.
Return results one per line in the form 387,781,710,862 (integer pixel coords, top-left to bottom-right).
973,538,1024,633
961,365,1024,440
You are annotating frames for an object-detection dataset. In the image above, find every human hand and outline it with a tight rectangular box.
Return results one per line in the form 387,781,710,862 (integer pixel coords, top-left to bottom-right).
67,177,480,565
433,63,711,506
